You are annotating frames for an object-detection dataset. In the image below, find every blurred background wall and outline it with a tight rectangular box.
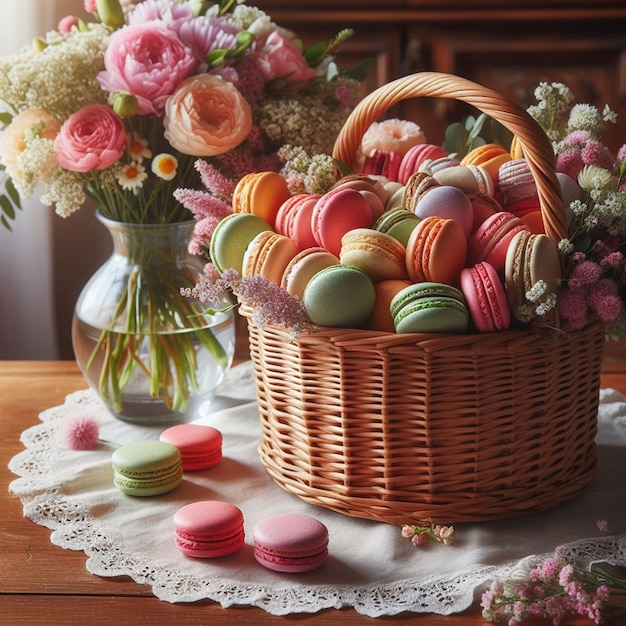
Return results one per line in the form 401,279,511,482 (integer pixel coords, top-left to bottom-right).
0,0,109,360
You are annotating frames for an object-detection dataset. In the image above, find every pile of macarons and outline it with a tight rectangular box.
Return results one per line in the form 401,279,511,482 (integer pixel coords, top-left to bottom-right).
110,423,329,571
210,141,578,335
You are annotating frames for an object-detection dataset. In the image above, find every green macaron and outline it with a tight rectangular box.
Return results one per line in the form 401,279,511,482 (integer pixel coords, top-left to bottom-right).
303,264,376,328
209,213,272,274
390,282,469,333
112,440,183,496
373,208,421,246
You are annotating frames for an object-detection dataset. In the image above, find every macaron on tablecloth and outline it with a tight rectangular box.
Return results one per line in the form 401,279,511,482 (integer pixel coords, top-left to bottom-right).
8,361,626,617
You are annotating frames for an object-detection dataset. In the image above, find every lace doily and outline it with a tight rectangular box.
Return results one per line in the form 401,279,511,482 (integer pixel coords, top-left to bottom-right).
8,363,626,617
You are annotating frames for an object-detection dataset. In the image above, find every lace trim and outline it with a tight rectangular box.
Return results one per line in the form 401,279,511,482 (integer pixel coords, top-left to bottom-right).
8,380,626,617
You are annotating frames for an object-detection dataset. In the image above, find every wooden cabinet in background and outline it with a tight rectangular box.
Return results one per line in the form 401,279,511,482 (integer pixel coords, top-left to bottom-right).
256,1,626,150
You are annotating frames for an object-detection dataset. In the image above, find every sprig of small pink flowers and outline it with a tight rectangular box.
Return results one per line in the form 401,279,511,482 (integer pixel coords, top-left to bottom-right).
481,546,626,625
401,520,455,547
181,266,310,337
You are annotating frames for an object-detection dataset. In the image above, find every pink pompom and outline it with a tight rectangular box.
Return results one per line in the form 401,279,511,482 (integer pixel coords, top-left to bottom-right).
60,413,100,450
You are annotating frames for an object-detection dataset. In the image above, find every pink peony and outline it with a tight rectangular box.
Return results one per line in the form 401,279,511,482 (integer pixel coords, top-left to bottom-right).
254,31,317,83
163,74,252,157
98,22,197,116
177,15,241,62
128,0,194,33
55,104,126,172
0,108,61,180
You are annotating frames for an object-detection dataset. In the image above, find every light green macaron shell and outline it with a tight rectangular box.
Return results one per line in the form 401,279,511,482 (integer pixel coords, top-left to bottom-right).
390,282,469,333
303,264,376,328
210,213,272,274
112,440,183,496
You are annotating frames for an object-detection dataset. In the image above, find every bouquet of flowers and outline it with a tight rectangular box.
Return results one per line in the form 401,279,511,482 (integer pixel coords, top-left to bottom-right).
0,0,361,417
525,82,626,340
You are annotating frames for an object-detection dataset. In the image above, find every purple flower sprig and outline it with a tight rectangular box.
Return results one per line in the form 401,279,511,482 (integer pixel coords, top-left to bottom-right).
401,519,455,547
481,546,626,625
182,266,310,338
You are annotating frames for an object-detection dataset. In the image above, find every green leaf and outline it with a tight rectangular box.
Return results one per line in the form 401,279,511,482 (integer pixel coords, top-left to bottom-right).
304,41,327,68
0,112,13,128
334,159,353,177
0,194,16,221
443,122,467,156
466,113,487,144
345,58,372,83
5,176,21,208
1,214,12,231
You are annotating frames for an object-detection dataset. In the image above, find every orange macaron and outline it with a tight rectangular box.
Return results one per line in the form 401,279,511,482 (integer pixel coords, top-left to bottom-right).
232,171,292,229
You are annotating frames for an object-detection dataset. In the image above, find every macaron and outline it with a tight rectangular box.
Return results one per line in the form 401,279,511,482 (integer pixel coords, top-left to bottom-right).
497,158,538,207
461,143,511,187
242,230,300,284
281,246,340,299
232,171,291,228
402,172,440,212
303,264,376,328
504,230,562,321
405,216,468,286
373,207,421,246
330,174,388,220
253,513,329,573
390,282,469,334
470,193,501,233
468,211,531,274
433,164,494,196
339,228,408,283
174,500,245,558
274,193,320,251
209,212,272,274
398,143,449,184
361,148,402,182
411,184,474,239
460,261,511,332
311,187,374,256
369,278,412,332
159,424,222,471
112,440,183,496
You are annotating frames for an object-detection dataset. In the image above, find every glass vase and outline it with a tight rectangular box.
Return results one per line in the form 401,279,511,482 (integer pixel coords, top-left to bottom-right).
72,212,235,425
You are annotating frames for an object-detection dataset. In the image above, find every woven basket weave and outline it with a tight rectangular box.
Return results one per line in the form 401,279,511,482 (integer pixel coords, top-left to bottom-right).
244,72,604,525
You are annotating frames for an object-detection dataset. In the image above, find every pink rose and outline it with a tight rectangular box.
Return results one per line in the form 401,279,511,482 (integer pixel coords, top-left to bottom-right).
98,22,197,116
163,74,252,157
54,104,126,172
58,15,80,35
255,31,316,83
360,119,426,158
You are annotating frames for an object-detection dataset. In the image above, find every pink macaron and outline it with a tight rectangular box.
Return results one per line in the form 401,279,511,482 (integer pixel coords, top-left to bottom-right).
253,513,329,573
361,148,402,182
159,424,222,471
274,193,320,251
468,211,531,274
460,261,511,332
311,187,374,256
398,143,449,184
174,500,245,558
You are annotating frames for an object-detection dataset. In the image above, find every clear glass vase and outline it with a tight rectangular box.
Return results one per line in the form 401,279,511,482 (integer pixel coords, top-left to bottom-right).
72,212,235,425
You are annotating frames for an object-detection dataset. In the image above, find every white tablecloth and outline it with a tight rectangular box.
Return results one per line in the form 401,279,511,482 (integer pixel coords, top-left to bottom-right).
8,362,626,617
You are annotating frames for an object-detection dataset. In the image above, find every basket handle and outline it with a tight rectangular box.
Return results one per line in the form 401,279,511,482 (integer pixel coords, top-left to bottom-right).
332,72,566,245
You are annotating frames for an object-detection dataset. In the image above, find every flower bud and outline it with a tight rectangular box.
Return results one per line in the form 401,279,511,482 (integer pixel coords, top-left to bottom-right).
96,0,125,29
32,37,48,52
112,92,138,118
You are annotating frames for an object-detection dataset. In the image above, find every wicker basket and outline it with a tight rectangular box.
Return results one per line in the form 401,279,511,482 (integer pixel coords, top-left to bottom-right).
243,72,605,525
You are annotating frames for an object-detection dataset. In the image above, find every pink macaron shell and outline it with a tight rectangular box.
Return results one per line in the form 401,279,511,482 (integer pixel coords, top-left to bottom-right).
253,513,329,573
398,144,449,184
281,247,340,299
159,424,222,471
275,193,320,251
174,501,245,558
461,262,510,332
468,212,531,273
311,188,374,256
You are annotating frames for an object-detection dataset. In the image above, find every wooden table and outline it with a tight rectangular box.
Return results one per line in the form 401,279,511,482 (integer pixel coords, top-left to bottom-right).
2,359,625,626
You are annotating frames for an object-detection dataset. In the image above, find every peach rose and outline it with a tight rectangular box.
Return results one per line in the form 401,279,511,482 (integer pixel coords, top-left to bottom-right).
163,74,252,157
0,108,61,180
54,104,126,172
360,119,427,159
